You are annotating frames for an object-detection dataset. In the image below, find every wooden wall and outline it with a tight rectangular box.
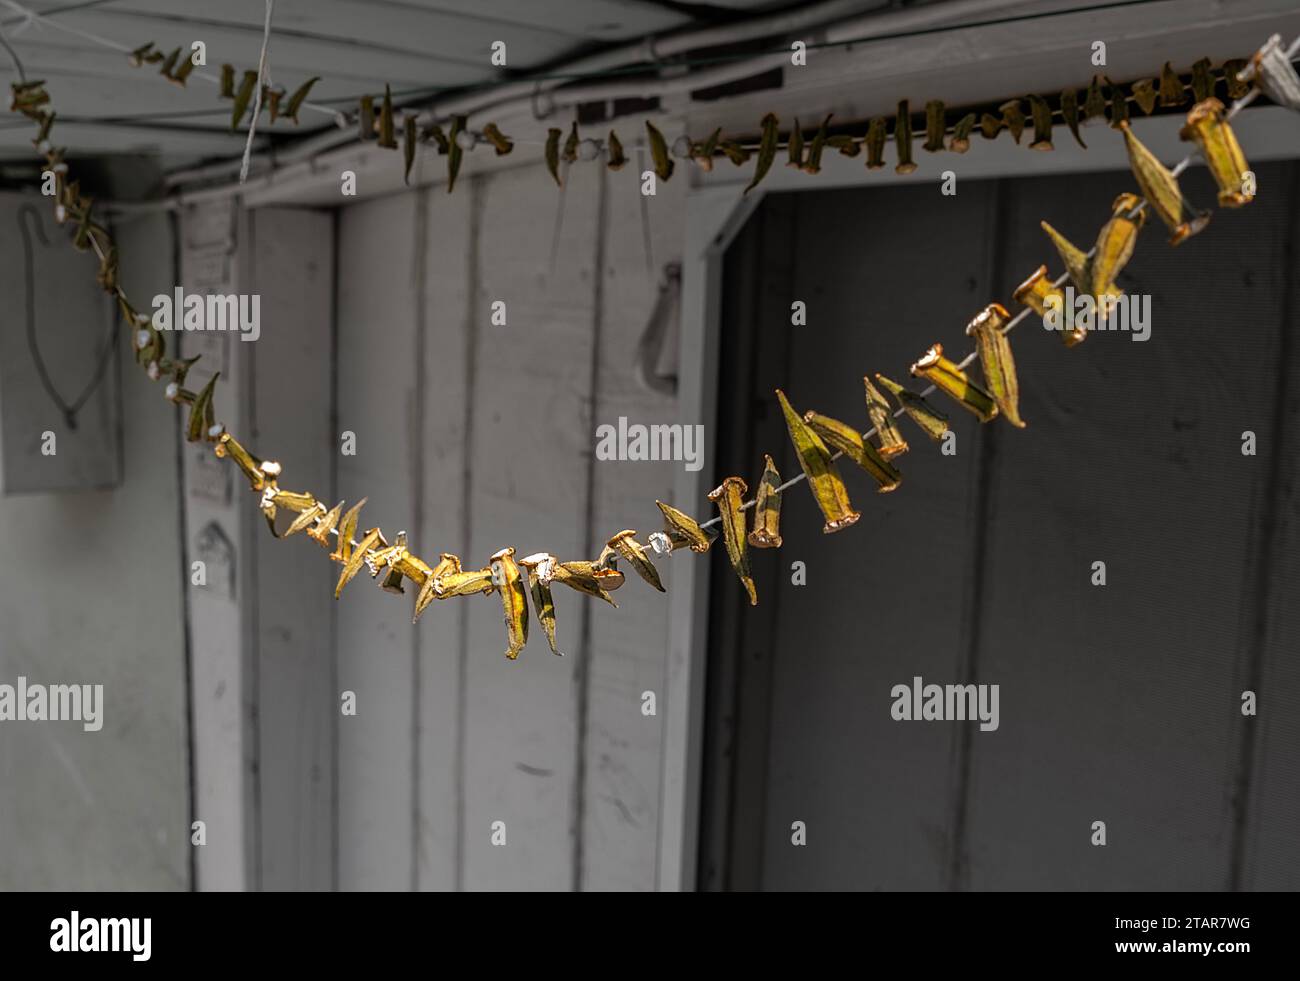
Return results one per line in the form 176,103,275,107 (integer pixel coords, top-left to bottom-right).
0,203,190,890
326,161,684,890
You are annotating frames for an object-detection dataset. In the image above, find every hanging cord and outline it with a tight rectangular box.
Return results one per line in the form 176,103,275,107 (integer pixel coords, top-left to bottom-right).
19,204,120,431
240,0,275,185
0,9,24,83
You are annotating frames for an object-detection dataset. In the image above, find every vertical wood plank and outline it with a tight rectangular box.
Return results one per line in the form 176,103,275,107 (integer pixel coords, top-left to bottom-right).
179,198,255,891
459,164,600,890
415,180,475,890
334,194,418,889
247,206,336,891
581,168,686,890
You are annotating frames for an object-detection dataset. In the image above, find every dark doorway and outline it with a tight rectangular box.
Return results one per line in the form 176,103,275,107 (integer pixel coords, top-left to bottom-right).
697,164,1300,891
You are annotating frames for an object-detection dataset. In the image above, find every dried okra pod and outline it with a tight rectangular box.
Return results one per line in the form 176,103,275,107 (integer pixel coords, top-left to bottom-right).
745,113,779,192
490,547,529,659
1088,192,1146,301
875,374,950,442
775,389,860,534
864,116,887,169
965,303,1026,428
923,100,946,153
910,343,998,423
802,411,902,492
1118,120,1210,245
519,553,563,655
1180,98,1253,207
895,101,916,174
646,120,674,180
999,99,1025,144
949,113,977,153
606,530,665,592
655,500,711,553
1131,78,1158,115
747,454,784,549
1159,62,1187,107
864,376,908,459
283,76,319,123
708,476,757,606
414,553,461,622
1028,94,1053,150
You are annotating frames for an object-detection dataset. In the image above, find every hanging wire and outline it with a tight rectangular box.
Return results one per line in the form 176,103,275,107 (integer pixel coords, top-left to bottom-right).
19,204,120,430
0,7,26,83
239,0,275,184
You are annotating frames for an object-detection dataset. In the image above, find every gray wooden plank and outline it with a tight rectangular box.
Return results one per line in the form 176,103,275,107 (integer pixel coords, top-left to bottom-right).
179,197,257,891
247,206,336,891
459,162,600,890
334,191,418,889
414,179,473,891
580,164,685,891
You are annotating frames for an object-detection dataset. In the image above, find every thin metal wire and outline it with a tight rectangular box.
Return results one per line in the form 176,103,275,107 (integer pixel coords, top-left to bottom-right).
239,0,275,185
18,203,119,429
0,14,25,84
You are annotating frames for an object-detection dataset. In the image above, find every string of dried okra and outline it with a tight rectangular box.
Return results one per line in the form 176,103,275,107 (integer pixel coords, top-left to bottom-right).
5,35,1295,660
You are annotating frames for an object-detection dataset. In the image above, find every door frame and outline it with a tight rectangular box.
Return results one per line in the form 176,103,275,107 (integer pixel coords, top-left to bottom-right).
656,102,1300,891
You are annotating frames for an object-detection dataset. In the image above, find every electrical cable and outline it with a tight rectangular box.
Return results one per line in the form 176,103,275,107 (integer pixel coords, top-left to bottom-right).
19,202,120,430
